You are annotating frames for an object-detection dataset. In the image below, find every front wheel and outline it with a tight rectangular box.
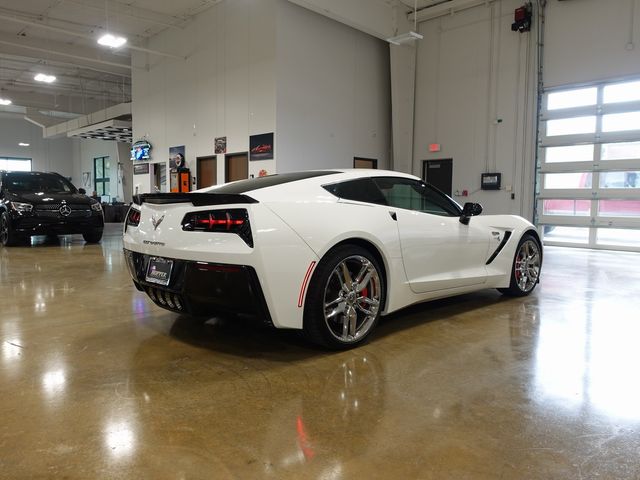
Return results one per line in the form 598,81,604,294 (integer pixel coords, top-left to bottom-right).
82,229,103,243
498,234,542,297
303,245,385,349
0,212,28,247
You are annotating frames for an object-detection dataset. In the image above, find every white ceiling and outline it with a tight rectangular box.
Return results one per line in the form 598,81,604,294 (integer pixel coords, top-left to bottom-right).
0,0,220,117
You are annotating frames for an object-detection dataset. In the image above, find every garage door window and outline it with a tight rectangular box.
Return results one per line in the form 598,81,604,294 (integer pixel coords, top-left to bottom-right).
537,77,640,252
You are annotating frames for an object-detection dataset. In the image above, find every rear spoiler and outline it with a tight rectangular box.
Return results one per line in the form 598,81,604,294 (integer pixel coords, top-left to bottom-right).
132,192,258,207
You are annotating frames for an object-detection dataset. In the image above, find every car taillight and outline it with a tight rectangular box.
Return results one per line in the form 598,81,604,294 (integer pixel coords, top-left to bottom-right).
126,207,141,228
181,209,253,247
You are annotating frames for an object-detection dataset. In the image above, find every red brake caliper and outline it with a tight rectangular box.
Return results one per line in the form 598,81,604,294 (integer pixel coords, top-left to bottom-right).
359,287,368,309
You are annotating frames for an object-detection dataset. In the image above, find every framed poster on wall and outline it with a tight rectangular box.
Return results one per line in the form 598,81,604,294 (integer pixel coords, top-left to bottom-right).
169,145,185,170
215,137,227,154
250,133,273,161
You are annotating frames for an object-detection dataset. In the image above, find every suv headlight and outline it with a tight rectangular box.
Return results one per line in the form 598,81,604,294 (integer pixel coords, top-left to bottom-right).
9,202,33,212
91,202,103,212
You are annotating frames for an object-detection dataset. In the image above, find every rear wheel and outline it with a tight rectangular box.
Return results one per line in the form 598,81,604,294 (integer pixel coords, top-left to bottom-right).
0,212,28,247
498,234,542,297
82,229,103,243
303,245,384,349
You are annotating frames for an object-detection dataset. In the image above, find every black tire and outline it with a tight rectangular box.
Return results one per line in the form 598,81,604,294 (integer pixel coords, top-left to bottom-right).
0,212,28,247
303,244,385,349
498,233,542,297
82,229,103,243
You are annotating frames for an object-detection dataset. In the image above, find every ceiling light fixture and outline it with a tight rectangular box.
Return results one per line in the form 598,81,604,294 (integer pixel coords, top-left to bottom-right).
387,0,423,45
0,98,12,106
18,142,30,147
97,34,127,48
34,73,56,83
387,31,424,45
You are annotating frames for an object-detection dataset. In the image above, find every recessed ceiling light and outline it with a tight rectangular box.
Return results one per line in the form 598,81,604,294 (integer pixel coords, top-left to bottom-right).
0,98,11,105
18,142,30,147
34,73,56,83
97,34,127,48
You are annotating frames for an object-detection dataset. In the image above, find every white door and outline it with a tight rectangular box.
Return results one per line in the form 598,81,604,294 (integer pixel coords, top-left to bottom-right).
372,177,491,294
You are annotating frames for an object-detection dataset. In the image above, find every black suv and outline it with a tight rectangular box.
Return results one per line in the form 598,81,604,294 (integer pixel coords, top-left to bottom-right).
0,171,104,246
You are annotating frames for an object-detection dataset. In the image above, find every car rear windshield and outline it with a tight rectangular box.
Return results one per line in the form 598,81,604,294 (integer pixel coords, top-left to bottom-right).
4,173,76,194
210,171,340,194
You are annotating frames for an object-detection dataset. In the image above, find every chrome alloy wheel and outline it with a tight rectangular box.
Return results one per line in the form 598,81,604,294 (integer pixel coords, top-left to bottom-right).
514,239,541,293
323,255,381,343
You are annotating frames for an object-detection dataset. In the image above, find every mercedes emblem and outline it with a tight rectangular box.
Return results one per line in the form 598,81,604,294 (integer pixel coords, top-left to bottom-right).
59,205,72,217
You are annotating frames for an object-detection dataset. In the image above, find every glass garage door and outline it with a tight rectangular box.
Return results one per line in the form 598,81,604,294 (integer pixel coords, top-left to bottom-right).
536,79,640,251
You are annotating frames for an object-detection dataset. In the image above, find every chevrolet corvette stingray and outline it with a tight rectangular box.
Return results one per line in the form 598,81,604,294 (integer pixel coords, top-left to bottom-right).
123,170,542,349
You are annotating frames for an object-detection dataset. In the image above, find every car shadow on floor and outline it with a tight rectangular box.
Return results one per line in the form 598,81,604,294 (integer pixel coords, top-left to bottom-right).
166,314,326,361
162,289,531,358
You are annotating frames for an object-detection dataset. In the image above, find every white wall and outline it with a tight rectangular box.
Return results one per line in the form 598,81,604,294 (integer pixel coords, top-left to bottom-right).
131,0,391,193
0,114,75,178
544,0,640,88
413,0,537,217
275,0,391,172
132,0,277,193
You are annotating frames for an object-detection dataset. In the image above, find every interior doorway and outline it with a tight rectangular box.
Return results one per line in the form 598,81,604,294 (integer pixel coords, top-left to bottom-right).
354,157,378,169
153,163,167,192
225,153,248,183
197,155,217,189
423,159,453,196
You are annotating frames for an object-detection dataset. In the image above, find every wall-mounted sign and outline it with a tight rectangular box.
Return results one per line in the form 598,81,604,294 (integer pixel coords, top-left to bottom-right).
133,163,150,175
215,136,227,154
250,132,274,161
131,140,151,161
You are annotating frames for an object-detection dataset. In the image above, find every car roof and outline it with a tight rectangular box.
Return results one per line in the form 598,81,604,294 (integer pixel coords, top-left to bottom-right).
203,168,419,195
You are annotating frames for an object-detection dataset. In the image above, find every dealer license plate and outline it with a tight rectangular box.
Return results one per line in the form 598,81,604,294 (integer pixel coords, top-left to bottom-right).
145,257,173,286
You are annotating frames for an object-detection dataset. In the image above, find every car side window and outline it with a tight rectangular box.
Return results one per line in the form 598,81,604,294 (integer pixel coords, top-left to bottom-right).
323,178,388,205
372,177,461,217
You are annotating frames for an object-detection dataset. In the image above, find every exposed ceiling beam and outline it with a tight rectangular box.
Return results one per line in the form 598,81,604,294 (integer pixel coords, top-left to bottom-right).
2,80,129,103
0,12,185,60
0,64,130,89
0,52,130,79
0,31,131,74
59,0,187,30
409,0,498,22
0,88,120,115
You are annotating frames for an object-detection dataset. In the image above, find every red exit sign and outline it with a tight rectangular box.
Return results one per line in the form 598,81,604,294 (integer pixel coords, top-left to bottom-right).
429,143,441,152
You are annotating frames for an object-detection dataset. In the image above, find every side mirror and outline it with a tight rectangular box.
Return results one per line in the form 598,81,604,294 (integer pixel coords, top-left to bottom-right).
78,188,86,195
459,202,482,225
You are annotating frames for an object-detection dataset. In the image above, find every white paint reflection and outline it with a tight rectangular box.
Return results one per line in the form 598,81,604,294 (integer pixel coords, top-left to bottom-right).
105,421,136,457
42,369,66,397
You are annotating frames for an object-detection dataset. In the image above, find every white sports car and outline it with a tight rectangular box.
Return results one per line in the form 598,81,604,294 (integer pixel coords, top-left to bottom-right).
123,170,542,349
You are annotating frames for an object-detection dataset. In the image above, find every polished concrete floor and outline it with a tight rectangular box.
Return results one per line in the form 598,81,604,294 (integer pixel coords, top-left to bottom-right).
1,225,640,479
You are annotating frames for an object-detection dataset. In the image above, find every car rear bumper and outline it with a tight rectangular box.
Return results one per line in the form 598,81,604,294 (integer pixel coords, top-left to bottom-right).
124,249,273,324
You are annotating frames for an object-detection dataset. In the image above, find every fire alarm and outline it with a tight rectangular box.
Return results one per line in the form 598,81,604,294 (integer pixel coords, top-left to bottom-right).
511,3,532,33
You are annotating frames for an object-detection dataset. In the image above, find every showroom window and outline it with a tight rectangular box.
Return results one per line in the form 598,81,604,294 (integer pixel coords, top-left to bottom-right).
0,157,32,171
94,156,110,199
537,79,640,251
